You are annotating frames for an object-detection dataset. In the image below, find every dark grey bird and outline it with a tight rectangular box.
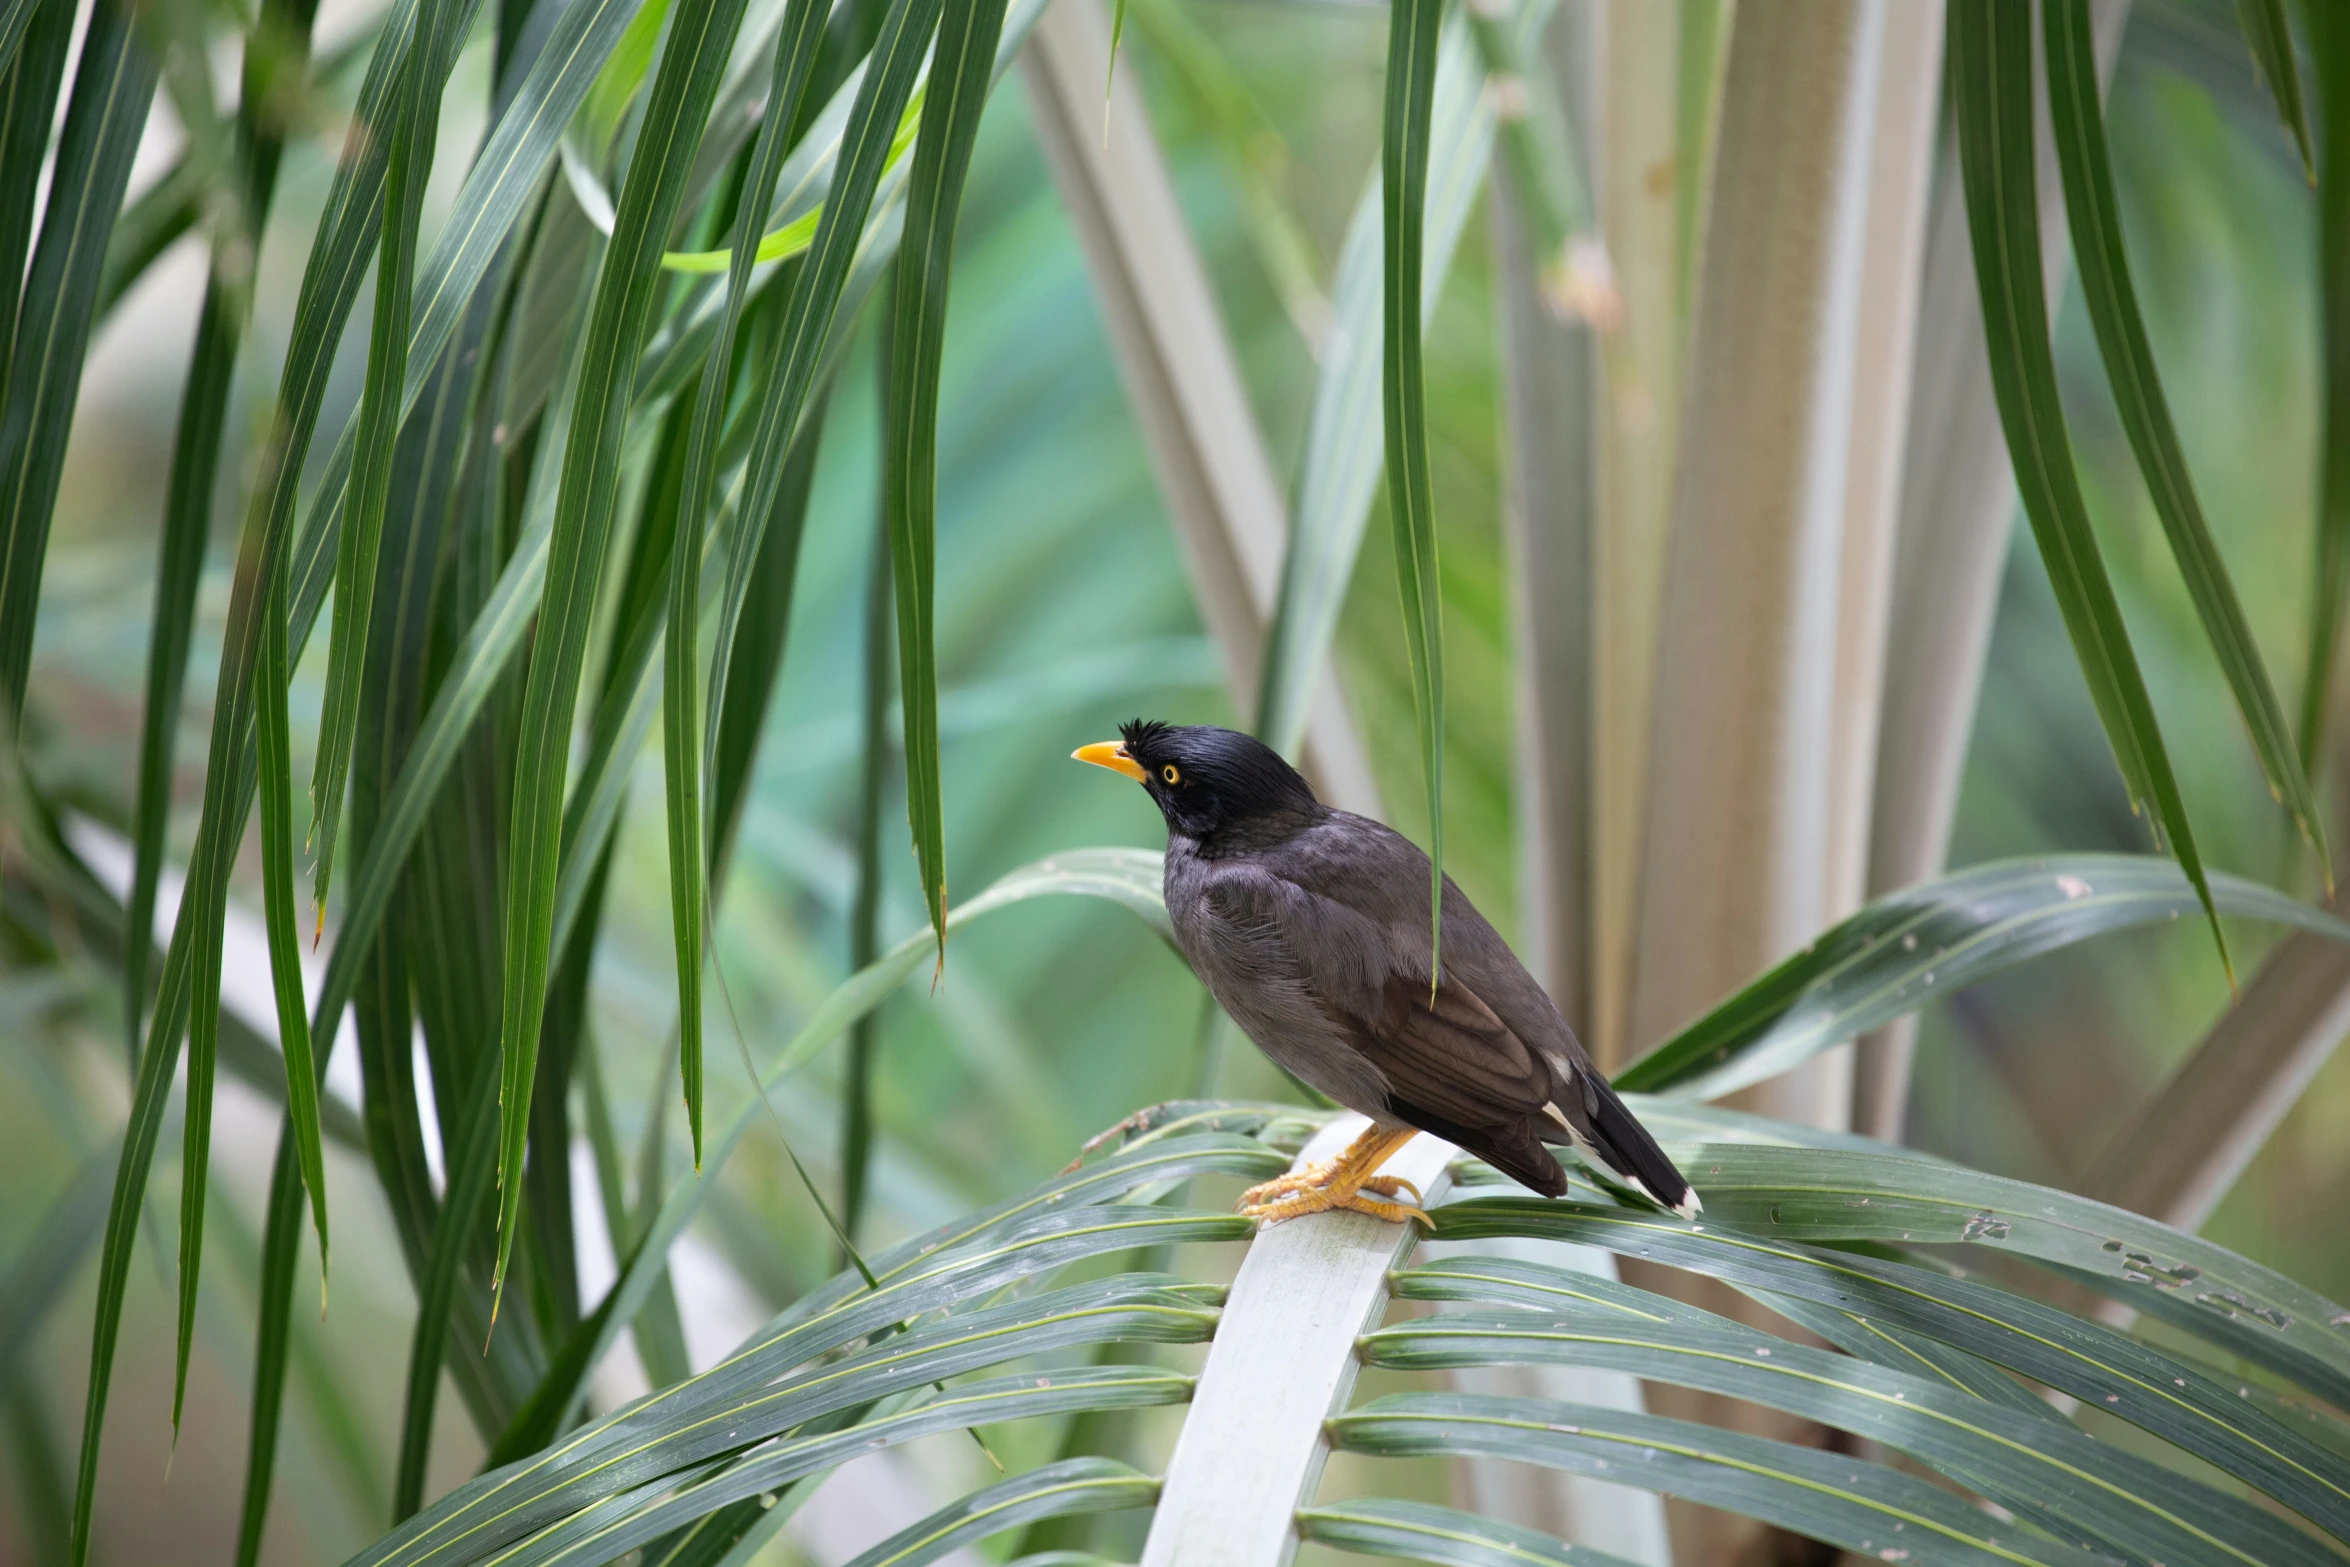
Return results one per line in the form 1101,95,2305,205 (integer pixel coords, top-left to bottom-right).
1075,720,1697,1226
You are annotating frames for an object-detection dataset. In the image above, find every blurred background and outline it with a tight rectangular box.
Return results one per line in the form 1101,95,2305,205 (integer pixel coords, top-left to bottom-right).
4,0,2345,1560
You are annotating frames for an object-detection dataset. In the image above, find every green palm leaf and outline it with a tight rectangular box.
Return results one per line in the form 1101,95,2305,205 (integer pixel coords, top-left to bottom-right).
2043,0,2327,881
1381,0,1445,966
126,0,320,1074
1366,1308,2338,1564
2237,0,2314,180
661,0,832,1174
1951,0,2233,981
2302,0,2350,767
489,0,752,1311
307,0,466,921
1615,854,2350,1100
882,0,1012,962
0,0,155,722
1295,1498,1641,1567
1332,1393,2101,1567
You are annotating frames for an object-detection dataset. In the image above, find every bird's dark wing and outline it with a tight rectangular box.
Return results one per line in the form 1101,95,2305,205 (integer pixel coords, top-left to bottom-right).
1199,865,1571,1194
1341,968,1573,1196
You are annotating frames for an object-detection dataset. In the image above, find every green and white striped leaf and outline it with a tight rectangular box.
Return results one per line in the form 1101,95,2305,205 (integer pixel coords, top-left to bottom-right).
1331,1393,2103,1567
1365,1307,2337,1564
1615,854,2350,1100
843,1459,1157,1567
506,1375,1185,1567
358,1254,1224,1566
1295,1498,1642,1567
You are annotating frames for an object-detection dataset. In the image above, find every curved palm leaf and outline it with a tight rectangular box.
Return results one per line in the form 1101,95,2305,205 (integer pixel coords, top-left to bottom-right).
1615,854,2350,1100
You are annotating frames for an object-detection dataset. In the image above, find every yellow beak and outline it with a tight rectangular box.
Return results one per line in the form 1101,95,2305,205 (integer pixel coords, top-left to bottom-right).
1073,740,1149,782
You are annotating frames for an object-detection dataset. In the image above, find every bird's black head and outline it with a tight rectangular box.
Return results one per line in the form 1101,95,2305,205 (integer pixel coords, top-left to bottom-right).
1073,720,1319,839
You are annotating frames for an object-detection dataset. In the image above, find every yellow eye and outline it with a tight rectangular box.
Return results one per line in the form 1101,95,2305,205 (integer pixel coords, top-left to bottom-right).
1161,764,1181,785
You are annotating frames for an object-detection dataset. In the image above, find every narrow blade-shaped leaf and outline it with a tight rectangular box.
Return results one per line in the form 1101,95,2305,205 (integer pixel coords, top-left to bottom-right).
492,0,755,1309
2045,0,2327,883
396,1069,503,1518
1255,0,1531,756
2303,2,2350,768
2237,0,2314,181
233,1130,305,1567
703,0,951,795
127,0,321,1066
1381,0,1445,965
255,548,329,1269
71,0,470,1552
884,0,1012,960
309,0,464,918
663,0,831,1172
0,0,156,721
1951,0,2232,980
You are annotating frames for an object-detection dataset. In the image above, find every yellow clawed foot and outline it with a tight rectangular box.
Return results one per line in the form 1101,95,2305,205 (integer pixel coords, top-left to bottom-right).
1235,1121,1432,1229
1240,1181,1433,1228
1237,1163,1334,1207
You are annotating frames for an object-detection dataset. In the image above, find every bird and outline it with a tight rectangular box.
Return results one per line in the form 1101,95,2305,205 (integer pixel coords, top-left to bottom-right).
1074,719,1698,1229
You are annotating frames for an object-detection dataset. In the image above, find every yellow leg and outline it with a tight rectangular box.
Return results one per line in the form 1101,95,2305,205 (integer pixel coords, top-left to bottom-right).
1238,1123,1431,1229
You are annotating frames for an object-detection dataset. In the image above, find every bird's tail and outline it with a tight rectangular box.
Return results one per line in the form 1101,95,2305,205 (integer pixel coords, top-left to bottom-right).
1584,1076,1700,1219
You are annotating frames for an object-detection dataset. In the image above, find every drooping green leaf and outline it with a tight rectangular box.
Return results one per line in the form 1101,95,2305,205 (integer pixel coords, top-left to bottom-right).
0,0,42,78
1951,0,2232,981
882,0,1010,964
1613,854,2350,1100
702,0,951,797
395,1069,504,1519
2237,0,2314,181
0,0,72,410
255,525,329,1271
0,0,157,724
309,0,466,922
489,0,752,1313
1255,0,1538,756
2304,1,2350,769
1381,0,1445,967
127,0,322,1070
504,853,1197,1437
662,0,832,1175
1332,1393,2100,1566
2044,0,2327,883
71,0,477,1552
233,1129,305,1567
